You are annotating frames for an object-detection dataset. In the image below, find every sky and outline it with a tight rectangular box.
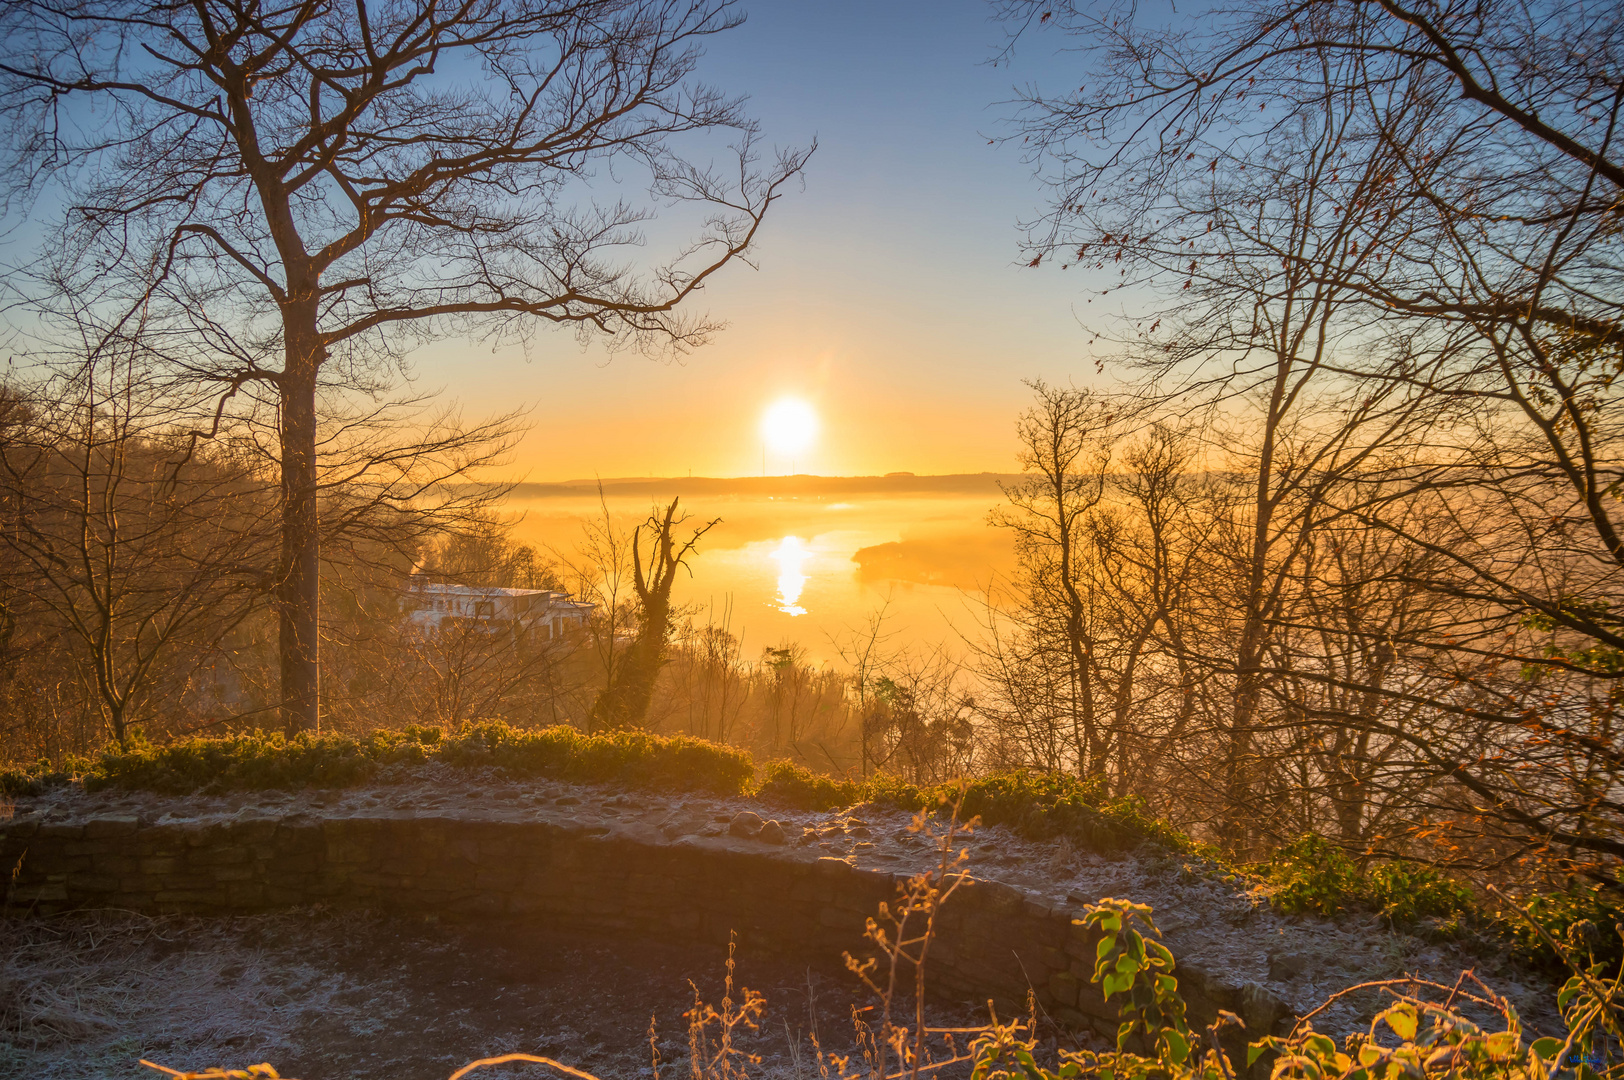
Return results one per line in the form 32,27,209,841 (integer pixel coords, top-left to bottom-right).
410,1,1109,482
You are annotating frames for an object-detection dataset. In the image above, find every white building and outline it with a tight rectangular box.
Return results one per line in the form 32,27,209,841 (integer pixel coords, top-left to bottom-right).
402,579,593,640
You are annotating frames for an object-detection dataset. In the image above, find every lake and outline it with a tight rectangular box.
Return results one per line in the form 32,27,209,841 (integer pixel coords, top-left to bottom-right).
502,474,1020,667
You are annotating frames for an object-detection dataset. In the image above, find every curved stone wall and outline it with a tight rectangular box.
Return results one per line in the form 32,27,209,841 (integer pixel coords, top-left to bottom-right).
0,809,1286,1045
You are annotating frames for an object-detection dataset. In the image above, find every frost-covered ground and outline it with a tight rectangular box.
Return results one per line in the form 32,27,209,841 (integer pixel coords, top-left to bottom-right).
2,767,1566,1077
0,906,942,1080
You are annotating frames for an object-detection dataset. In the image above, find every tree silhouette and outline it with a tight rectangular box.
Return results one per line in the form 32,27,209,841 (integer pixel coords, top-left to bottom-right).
591,497,715,729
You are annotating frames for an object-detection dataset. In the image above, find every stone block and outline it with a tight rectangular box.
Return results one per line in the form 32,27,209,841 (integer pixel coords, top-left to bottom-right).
1047,970,1081,1008
191,845,251,866
265,852,319,875
37,822,85,841
138,856,181,875
1052,1007,1089,1031
1022,897,1054,920
61,840,106,857
966,879,1027,917
68,873,120,893
92,853,140,875
814,857,855,879
209,864,257,883
9,882,68,902
1239,982,1288,1036
84,812,140,838
235,819,279,844
1075,985,1118,1022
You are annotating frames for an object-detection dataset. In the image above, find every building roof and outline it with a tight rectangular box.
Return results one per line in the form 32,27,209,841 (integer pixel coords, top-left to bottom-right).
405,580,566,599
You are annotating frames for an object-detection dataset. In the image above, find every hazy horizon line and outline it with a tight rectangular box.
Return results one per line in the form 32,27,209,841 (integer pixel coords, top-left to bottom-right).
487,471,1025,498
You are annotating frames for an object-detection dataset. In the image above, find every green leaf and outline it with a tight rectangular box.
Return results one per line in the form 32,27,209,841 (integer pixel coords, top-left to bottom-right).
1306,1034,1337,1058
1162,1029,1190,1066
1531,1038,1563,1061
1378,1004,1417,1042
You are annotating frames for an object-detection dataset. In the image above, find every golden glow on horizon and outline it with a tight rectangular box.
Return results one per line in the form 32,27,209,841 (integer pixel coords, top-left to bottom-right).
771,535,809,616
761,398,819,457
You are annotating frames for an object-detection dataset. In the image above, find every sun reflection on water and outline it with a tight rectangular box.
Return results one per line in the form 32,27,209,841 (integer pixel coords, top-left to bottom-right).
771,535,809,616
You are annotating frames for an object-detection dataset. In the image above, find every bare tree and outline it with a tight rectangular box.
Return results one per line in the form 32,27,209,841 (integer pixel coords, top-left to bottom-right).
663,601,751,743
0,333,271,747
590,496,715,729
989,381,1118,776
0,0,812,731
997,0,1624,868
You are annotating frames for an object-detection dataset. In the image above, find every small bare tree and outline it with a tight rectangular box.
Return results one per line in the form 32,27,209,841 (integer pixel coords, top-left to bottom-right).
989,381,1118,777
0,336,271,747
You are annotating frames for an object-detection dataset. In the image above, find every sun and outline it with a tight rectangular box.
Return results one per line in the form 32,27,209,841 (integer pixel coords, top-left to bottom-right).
761,398,819,456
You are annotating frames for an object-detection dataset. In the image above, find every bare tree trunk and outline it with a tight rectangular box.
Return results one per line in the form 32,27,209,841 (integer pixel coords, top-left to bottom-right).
277,327,322,733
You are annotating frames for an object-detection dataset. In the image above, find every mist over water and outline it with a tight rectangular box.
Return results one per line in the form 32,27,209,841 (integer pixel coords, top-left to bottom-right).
501,476,1018,665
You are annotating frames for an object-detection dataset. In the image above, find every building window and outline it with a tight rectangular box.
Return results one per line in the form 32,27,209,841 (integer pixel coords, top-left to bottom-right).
474,600,495,618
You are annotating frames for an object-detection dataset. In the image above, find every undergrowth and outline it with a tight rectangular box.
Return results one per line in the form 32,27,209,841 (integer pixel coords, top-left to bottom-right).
0,724,753,797
1259,831,1624,971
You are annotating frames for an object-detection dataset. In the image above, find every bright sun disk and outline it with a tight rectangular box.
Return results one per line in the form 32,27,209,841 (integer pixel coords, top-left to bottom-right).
761,398,818,456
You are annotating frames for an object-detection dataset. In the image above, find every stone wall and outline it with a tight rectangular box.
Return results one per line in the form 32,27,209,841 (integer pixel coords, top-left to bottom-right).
0,811,1286,1047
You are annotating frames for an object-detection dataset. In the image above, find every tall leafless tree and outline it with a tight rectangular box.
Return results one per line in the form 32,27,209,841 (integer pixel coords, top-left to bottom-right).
0,0,811,731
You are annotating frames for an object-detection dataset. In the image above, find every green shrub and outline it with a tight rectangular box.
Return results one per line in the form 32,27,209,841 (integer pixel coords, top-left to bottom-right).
753,759,863,810
0,758,86,797
971,897,1624,1080
10,723,752,797
1264,833,1364,916
856,769,1211,856
435,724,752,794
1264,833,1477,927
1495,882,1624,971
1367,861,1476,925
82,731,407,794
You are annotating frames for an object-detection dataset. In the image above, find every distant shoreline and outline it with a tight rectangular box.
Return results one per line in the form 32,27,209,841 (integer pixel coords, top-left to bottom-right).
492,473,1024,499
